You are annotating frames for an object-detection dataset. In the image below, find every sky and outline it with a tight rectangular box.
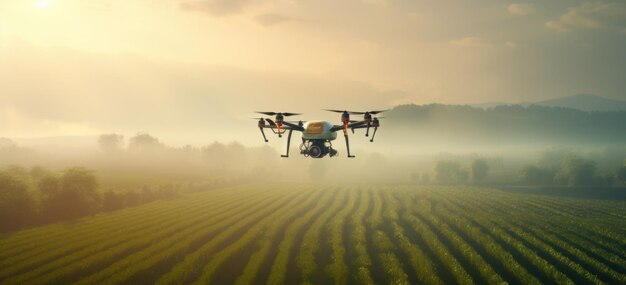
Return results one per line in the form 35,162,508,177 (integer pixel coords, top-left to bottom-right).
0,0,625,143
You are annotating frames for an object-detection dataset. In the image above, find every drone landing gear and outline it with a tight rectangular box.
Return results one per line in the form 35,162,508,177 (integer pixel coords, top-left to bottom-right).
343,130,355,158
370,127,378,143
281,129,293,157
259,127,268,142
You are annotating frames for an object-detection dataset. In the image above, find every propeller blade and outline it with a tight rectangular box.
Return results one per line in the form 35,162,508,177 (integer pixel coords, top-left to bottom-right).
349,111,366,115
256,111,277,116
369,110,388,115
282,112,302,117
324,109,346,113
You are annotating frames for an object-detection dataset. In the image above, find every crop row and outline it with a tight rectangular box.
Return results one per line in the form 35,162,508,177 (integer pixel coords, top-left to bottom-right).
1,184,623,285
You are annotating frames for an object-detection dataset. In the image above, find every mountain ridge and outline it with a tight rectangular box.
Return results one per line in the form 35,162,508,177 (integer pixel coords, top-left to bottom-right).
473,94,626,112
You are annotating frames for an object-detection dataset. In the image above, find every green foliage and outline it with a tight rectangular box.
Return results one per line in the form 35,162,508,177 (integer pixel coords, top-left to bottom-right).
129,133,162,152
557,155,597,186
0,184,624,285
434,160,468,184
521,165,555,185
0,172,35,232
40,167,100,222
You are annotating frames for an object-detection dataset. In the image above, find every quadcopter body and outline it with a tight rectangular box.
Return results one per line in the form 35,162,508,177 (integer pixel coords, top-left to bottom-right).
254,110,384,158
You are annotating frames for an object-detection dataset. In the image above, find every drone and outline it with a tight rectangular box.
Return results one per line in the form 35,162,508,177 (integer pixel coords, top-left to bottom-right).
254,109,385,158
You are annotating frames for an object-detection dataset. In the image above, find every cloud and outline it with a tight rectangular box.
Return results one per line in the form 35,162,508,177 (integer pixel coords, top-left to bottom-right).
546,2,626,32
450,37,492,48
507,3,535,16
255,13,294,27
179,0,251,17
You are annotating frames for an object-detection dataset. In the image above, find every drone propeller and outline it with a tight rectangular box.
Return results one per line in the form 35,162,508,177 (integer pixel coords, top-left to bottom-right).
255,111,301,117
349,110,388,115
324,109,351,114
325,109,387,115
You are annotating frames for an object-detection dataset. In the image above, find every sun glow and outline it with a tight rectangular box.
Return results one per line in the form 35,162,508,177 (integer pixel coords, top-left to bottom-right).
34,0,51,9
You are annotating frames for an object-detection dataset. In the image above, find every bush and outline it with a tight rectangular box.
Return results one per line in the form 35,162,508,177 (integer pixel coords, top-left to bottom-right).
0,172,36,231
40,167,100,222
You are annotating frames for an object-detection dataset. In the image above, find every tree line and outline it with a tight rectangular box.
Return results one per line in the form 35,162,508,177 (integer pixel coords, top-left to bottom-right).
522,157,626,187
0,166,182,233
411,152,626,187
411,158,490,185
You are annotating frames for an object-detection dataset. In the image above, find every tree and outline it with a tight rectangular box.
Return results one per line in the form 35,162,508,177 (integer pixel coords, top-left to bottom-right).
434,160,468,184
0,172,35,232
129,133,161,152
470,159,489,184
521,165,554,185
40,167,100,222
98,134,124,154
558,155,596,186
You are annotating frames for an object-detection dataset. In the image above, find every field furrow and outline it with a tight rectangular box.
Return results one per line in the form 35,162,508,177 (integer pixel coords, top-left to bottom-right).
1,183,623,285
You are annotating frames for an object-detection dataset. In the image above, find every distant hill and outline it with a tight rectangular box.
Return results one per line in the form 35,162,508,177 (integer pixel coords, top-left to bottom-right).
385,103,626,146
534,94,626,112
474,94,626,112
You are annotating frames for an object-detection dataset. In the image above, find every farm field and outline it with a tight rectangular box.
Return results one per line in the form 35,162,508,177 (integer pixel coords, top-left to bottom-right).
0,183,624,285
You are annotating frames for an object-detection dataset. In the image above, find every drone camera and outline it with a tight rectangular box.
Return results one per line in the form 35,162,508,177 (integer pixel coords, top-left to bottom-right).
300,140,336,158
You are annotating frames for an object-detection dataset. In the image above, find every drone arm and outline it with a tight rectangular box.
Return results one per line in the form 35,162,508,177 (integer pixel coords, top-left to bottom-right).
281,121,305,132
348,121,367,128
347,124,369,130
330,125,344,132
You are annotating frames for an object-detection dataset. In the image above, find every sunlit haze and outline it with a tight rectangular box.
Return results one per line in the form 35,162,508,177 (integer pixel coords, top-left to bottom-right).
1,0,625,143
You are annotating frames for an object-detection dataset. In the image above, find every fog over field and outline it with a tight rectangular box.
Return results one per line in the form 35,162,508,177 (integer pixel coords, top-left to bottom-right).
1,1,625,284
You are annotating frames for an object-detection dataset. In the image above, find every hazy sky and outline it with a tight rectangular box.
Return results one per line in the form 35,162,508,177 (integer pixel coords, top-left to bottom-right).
1,0,625,142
